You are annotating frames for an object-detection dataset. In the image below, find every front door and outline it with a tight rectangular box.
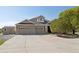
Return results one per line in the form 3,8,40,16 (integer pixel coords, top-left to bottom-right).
48,26,51,33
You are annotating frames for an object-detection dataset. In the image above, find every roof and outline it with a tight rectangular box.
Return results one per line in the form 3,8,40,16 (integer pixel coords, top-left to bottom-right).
2,26,15,29
17,19,34,24
29,15,45,20
17,15,49,24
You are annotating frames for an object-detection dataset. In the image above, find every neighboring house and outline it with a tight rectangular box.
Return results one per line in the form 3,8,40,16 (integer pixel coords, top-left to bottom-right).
3,15,51,35
2,26,16,35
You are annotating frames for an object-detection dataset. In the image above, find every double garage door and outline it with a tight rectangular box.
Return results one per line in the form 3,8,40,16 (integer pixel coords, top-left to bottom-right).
17,26,45,35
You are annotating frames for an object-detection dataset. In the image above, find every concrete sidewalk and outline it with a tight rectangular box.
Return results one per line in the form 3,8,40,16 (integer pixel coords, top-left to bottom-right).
0,35,79,53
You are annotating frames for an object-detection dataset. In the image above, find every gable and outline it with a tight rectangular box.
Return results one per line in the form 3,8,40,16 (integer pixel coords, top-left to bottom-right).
16,15,49,25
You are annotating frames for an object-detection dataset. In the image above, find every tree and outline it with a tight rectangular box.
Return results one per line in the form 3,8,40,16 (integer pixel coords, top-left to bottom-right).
50,18,72,34
0,29,2,33
58,7,79,34
51,7,79,35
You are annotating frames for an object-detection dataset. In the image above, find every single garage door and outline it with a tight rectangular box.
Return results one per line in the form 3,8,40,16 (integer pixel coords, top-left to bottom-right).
35,26,45,34
18,27,35,35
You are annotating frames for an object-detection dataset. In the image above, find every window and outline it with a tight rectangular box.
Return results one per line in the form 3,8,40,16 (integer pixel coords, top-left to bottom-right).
4,29,6,31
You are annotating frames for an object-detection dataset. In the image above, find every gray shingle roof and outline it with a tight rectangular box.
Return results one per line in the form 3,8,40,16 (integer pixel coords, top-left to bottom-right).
18,19,34,24
17,15,49,24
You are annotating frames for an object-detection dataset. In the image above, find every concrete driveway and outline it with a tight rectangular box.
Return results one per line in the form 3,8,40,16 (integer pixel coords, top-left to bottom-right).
0,34,79,53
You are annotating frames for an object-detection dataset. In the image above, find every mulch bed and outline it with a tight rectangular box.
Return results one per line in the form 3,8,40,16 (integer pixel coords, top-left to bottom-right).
57,34,79,38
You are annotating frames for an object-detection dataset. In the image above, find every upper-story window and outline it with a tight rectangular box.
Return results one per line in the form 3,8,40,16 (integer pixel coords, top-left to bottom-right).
37,17,44,22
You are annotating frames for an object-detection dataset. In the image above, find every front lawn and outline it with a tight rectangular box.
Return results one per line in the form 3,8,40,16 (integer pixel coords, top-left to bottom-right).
0,39,5,45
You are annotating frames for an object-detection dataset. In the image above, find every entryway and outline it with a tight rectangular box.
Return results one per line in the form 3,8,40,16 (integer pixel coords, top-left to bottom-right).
48,26,51,33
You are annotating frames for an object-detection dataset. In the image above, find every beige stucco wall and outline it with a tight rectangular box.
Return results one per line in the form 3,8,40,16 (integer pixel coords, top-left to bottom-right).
16,24,48,35
3,26,16,35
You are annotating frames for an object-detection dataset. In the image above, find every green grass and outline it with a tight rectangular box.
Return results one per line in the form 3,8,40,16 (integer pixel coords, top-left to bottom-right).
0,39,5,45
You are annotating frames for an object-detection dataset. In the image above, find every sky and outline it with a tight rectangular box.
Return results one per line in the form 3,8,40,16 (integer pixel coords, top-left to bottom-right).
0,6,75,28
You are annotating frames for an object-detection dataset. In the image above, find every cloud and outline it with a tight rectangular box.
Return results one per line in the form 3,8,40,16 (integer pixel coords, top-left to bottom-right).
0,21,18,28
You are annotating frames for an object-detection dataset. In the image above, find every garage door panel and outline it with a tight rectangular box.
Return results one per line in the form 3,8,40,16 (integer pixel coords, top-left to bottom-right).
19,28,35,35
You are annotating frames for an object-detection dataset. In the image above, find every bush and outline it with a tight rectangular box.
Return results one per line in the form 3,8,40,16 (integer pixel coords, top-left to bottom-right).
0,29,3,34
